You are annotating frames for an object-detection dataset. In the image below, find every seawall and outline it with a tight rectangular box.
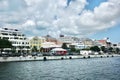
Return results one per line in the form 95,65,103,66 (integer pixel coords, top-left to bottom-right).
0,54,120,62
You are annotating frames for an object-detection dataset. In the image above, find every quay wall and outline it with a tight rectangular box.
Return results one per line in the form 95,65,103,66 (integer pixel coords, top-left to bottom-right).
0,54,120,62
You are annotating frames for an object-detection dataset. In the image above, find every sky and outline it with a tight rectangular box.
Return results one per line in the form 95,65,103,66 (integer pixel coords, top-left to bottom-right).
0,0,120,43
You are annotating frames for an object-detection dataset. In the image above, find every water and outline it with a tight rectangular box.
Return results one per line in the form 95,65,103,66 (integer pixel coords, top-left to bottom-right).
0,57,120,80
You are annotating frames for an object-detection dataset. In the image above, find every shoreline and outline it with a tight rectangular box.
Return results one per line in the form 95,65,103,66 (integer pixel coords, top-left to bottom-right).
0,54,120,62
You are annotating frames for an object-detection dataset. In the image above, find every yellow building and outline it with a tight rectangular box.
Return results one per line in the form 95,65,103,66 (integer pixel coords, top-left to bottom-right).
29,36,46,52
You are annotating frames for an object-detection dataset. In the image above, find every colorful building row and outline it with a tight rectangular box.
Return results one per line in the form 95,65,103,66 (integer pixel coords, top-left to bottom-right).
0,28,119,54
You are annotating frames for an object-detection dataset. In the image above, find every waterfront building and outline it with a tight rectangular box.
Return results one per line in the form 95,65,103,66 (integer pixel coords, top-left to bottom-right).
73,38,94,49
71,38,98,49
70,42,85,49
59,35,94,49
0,27,30,53
44,35,58,44
94,39,112,48
29,36,46,52
41,42,61,52
59,35,74,44
81,38,94,48
96,40,107,47
58,35,76,48
93,40,103,47
50,48,67,55
117,42,120,48
44,35,63,46
80,50,93,55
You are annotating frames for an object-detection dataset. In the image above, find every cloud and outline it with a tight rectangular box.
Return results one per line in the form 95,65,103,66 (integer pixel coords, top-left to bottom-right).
0,0,8,11
0,0,120,37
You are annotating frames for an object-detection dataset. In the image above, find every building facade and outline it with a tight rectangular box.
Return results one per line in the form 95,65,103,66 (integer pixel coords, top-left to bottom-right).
59,35,74,44
117,42,120,48
29,36,46,52
0,28,30,53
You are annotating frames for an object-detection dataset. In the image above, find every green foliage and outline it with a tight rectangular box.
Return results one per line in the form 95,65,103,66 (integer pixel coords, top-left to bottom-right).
70,47,76,52
0,39,12,48
40,47,44,52
90,46,100,52
62,43,68,49
101,46,106,52
32,46,38,52
82,48,90,50
76,49,80,53
108,47,113,52
115,48,120,53
0,39,12,53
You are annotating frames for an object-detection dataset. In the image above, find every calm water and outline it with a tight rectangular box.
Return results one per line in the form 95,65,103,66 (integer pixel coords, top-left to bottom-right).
0,57,120,80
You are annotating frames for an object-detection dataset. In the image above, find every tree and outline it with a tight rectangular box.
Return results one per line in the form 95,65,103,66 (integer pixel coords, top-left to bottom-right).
90,46,100,52
11,47,16,53
76,49,80,53
108,47,113,53
40,47,44,52
0,39,12,53
70,47,76,52
101,46,106,53
115,48,120,54
32,46,38,52
62,43,68,49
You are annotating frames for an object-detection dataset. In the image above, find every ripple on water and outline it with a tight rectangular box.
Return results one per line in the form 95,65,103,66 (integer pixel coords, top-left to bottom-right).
0,57,120,80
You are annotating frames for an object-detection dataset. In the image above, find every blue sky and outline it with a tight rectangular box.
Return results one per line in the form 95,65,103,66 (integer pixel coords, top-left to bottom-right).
89,24,120,43
0,0,120,43
85,0,120,43
85,0,107,10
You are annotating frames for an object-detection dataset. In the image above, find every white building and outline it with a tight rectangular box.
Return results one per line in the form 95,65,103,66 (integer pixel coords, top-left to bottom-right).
41,42,60,48
59,35,95,49
117,42,120,48
80,50,92,55
59,35,74,43
0,28,30,53
70,42,85,49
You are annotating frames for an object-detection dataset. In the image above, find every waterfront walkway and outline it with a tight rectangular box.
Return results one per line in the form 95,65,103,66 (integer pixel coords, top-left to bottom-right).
0,54,120,62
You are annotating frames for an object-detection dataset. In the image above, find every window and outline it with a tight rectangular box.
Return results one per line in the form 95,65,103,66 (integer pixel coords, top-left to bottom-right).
3,37,9,40
22,34,25,36
15,29,18,31
10,37,13,39
2,33,8,35
14,37,18,39
13,33,17,36
20,38,23,40
24,38,26,40
36,42,38,44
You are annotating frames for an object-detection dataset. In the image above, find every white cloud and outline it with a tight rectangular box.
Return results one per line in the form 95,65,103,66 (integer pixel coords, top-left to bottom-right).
23,20,36,27
0,0,8,10
0,0,120,38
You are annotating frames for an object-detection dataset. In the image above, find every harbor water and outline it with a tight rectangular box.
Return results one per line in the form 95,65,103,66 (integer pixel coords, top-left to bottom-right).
0,57,120,80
